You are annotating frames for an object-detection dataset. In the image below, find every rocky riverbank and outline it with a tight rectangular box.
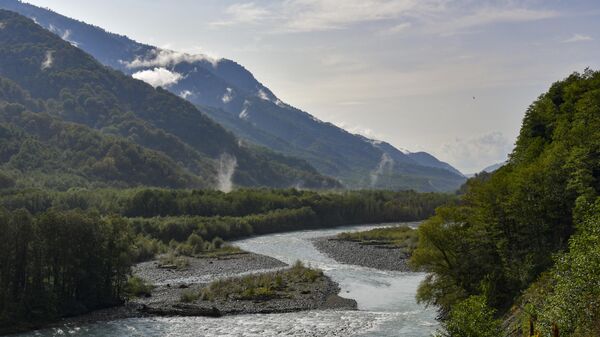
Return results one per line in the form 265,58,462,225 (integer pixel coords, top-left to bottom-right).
313,237,411,271
37,251,355,332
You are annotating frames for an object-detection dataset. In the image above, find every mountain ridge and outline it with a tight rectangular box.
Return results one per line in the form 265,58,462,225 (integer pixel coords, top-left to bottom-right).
0,0,466,191
0,9,340,190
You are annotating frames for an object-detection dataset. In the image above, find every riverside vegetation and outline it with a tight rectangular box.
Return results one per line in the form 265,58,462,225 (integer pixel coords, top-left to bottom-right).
0,188,453,333
336,225,418,253
411,69,600,337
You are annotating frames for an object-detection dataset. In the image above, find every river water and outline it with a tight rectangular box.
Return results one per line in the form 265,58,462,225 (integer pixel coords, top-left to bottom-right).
19,223,438,337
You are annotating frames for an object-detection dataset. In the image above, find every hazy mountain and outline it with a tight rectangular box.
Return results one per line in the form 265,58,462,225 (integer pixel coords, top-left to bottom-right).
482,162,506,173
0,0,466,191
0,9,340,190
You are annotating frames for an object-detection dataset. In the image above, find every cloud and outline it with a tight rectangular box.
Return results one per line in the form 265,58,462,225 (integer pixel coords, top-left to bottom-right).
180,90,193,99
222,88,234,103
379,22,412,35
41,50,54,70
370,153,394,187
210,2,271,27
132,67,183,88
440,131,512,173
257,88,271,101
562,33,593,43
282,0,426,32
436,8,559,35
48,24,79,46
333,120,386,140
122,49,221,69
209,0,437,32
209,1,558,34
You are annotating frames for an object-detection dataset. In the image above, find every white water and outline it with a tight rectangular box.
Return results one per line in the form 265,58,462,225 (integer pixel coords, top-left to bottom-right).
18,223,438,337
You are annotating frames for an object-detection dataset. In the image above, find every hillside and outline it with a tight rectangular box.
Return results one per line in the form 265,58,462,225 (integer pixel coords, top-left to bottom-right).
0,9,339,190
411,69,600,336
0,0,467,192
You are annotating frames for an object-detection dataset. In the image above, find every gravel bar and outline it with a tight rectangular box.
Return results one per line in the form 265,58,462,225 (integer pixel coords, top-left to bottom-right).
312,237,411,271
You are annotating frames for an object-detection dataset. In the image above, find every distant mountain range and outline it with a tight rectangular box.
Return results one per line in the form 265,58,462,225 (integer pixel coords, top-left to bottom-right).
0,9,340,190
464,161,507,178
0,0,467,192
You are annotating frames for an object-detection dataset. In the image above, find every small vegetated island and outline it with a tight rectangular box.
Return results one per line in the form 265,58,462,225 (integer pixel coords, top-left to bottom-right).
314,225,419,271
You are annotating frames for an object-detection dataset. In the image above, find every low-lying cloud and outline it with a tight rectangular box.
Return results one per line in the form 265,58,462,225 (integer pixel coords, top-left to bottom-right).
123,49,221,69
132,67,183,88
41,50,54,70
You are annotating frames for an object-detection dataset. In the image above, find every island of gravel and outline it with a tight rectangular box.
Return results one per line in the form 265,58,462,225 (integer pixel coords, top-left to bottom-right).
312,225,417,271
58,250,357,327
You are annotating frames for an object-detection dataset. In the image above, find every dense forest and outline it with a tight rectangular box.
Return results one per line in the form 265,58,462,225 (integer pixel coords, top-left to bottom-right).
0,187,454,332
411,69,600,336
0,9,339,190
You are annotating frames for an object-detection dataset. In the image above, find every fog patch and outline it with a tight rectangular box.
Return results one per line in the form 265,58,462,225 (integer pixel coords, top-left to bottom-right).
180,90,193,99
370,153,394,187
257,89,271,101
222,88,234,103
123,49,221,69
41,50,54,70
216,153,237,192
132,67,183,88
48,24,78,46
239,100,251,120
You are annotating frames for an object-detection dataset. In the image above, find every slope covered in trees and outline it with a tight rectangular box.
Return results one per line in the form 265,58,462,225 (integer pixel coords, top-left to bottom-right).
0,9,339,190
0,0,467,192
411,69,600,336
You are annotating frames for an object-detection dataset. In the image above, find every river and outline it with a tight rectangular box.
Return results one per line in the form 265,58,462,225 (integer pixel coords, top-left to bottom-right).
18,223,438,337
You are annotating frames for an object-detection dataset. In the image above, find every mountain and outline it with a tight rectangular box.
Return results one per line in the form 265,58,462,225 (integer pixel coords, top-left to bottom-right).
0,0,467,192
482,162,505,173
0,9,340,190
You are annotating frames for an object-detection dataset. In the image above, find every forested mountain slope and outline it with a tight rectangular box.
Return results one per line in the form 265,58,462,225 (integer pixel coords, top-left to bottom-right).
0,0,466,192
412,69,600,336
0,10,339,190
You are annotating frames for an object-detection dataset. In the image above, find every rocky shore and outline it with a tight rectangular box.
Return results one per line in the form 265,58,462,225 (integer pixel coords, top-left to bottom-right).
45,251,355,330
313,237,411,271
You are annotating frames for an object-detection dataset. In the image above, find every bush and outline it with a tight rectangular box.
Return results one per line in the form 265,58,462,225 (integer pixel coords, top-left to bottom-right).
124,276,154,298
158,253,189,269
437,295,502,337
180,289,200,303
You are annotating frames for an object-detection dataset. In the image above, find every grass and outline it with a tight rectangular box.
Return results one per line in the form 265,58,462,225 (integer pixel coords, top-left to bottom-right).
196,245,245,258
158,252,190,269
180,261,323,303
336,225,418,254
124,276,154,298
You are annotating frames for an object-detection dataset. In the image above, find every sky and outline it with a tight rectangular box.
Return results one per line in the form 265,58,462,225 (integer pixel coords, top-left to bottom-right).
24,0,600,173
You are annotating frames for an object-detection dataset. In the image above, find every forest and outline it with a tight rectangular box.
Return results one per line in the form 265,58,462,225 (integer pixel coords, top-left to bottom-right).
411,69,600,336
0,187,454,332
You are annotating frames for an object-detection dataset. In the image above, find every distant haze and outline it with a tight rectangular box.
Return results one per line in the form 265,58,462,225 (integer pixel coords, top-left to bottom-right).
23,0,600,173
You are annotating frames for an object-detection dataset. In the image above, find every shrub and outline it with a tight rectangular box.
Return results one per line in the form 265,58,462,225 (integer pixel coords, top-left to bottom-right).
437,295,502,337
124,276,154,298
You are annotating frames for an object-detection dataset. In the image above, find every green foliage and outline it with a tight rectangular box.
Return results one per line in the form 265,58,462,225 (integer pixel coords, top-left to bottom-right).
193,261,323,303
411,70,600,332
0,10,340,190
180,289,200,303
0,208,133,331
337,225,418,253
437,295,502,337
131,234,166,262
124,276,154,298
519,202,600,337
158,253,189,270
